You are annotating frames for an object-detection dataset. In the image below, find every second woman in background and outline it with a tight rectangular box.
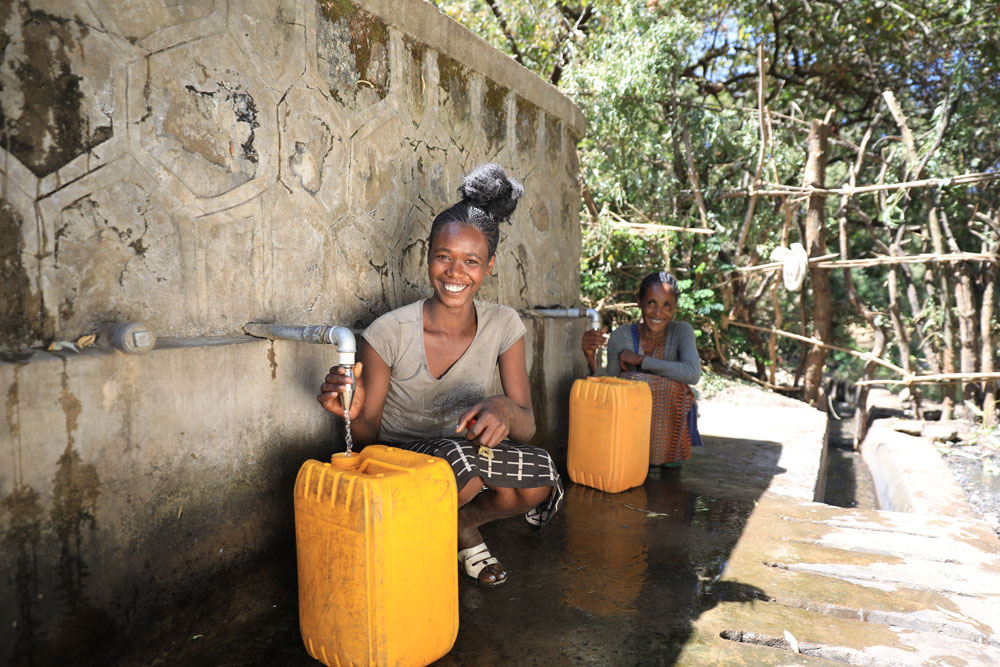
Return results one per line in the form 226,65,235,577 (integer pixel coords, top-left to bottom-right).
581,271,702,467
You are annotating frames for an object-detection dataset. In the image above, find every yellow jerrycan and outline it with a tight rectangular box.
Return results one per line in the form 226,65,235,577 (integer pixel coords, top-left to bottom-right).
568,376,652,493
294,445,458,666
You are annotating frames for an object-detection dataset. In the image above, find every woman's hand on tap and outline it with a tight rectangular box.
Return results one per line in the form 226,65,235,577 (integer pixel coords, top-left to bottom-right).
581,326,608,357
318,361,365,420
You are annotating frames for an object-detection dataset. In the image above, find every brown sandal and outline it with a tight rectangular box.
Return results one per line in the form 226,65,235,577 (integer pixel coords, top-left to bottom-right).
458,542,507,588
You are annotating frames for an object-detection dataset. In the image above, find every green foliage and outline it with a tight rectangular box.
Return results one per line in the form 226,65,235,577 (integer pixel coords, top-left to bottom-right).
436,0,1000,396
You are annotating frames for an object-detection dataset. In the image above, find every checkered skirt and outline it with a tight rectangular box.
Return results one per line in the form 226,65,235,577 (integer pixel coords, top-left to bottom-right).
392,438,564,528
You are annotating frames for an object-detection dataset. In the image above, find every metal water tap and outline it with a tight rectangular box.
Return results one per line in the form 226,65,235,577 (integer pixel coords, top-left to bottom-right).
243,321,358,412
339,363,355,416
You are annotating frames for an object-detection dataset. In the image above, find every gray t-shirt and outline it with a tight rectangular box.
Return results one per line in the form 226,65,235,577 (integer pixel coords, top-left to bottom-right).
362,299,527,444
601,320,701,385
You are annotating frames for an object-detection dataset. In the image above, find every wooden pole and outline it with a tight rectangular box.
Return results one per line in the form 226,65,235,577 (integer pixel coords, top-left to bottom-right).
854,373,1000,387
680,117,711,229
814,252,997,268
980,228,998,427
726,321,906,375
604,219,716,235
735,45,770,258
720,171,1000,198
802,119,832,405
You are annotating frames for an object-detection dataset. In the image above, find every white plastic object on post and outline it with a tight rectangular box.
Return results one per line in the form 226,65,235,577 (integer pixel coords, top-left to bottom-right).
769,242,809,291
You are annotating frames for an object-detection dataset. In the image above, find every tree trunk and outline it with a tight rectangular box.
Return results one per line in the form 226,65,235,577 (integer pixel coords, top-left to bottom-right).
854,329,887,447
888,226,922,417
941,210,980,408
955,269,980,406
840,206,888,446
927,205,956,419
900,258,942,375
802,119,832,405
981,239,997,428
886,264,916,408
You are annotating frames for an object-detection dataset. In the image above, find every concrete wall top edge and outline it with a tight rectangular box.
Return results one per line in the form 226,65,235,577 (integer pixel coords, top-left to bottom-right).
362,0,586,138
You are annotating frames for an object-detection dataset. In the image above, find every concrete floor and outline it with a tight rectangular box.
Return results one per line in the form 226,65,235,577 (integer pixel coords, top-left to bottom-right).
126,385,1000,666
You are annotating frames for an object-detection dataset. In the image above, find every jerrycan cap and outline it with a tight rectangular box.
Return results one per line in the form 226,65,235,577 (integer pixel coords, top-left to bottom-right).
329,452,361,470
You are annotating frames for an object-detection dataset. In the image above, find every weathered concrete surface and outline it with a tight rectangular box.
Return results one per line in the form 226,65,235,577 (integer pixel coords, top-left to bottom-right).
0,0,584,346
0,338,336,665
695,389,829,503
69,383,999,667
677,390,1000,666
680,497,1000,665
0,316,589,666
0,1,587,664
862,418,974,517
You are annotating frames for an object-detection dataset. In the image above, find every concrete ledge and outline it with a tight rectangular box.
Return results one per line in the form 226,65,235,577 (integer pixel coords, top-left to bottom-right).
364,0,586,136
862,419,974,518
698,391,829,502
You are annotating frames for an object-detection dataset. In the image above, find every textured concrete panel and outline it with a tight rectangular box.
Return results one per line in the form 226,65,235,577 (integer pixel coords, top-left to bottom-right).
277,83,350,209
0,339,337,665
229,0,307,92
0,2,122,178
316,0,391,113
135,35,275,201
99,0,224,53
1,1,585,662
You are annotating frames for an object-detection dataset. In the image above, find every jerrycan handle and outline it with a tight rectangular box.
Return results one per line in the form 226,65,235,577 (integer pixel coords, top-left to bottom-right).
359,459,416,475
591,376,638,385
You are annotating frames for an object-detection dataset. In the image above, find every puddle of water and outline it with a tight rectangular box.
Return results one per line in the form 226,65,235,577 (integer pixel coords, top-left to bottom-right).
437,470,758,665
115,469,760,666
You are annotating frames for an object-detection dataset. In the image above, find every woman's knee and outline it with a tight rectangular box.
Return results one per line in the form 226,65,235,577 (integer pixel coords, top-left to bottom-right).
479,485,552,513
457,476,485,505
516,485,553,508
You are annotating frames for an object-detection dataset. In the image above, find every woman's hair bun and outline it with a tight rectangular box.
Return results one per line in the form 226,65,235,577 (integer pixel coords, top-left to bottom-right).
458,163,524,223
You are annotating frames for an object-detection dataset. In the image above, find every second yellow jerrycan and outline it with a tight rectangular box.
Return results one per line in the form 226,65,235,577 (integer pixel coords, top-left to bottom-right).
294,445,458,667
568,376,652,493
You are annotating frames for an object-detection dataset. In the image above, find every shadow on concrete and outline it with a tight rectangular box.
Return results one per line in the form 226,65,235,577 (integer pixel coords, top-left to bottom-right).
108,434,786,667
434,434,785,666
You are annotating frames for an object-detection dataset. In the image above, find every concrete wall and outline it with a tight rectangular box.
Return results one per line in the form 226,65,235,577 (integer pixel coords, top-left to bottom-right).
861,420,974,517
0,1,587,663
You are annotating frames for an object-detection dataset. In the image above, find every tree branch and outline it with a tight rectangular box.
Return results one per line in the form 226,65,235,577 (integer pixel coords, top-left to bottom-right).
484,0,525,65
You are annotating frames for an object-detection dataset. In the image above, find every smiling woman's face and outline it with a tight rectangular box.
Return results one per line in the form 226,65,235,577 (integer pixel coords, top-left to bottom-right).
639,281,677,335
427,221,495,307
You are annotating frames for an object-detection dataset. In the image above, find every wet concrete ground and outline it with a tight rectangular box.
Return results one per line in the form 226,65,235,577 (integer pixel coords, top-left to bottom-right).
132,385,817,666
125,385,1000,666
132,454,761,667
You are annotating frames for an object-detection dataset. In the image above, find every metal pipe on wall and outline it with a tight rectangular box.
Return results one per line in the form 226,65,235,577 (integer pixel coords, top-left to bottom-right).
528,307,604,372
244,322,358,413
243,323,357,366
530,308,602,331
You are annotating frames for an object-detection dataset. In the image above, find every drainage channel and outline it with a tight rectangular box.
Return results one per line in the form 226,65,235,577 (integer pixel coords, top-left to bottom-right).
721,628,902,665
822,402,880,510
